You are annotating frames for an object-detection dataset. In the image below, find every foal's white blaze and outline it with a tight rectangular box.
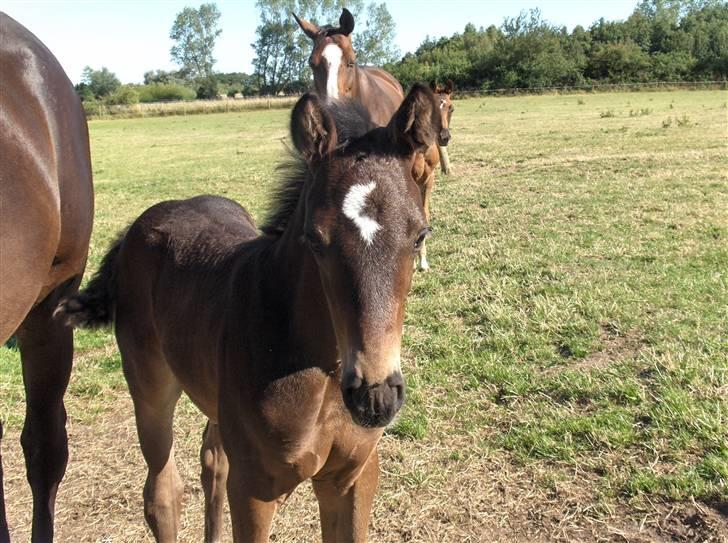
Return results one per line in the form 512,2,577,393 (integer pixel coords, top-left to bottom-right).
322,43,343,100
342,181,380,245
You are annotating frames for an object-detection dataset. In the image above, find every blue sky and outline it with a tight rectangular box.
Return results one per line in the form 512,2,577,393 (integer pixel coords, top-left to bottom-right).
2,1,639,84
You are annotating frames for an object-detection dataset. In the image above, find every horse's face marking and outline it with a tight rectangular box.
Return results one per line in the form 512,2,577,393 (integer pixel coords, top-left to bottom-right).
342,181,380,245
308,34,356,100
322,43,343,100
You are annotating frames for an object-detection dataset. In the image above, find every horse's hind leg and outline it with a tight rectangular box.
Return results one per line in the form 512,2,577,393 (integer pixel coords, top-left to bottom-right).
120,332,183,543
200,421,228,543
16,277,80,542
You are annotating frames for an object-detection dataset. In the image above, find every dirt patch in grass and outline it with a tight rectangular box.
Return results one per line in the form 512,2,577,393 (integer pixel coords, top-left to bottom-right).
3,386,725,542
550,324,646,375
573,324,646,372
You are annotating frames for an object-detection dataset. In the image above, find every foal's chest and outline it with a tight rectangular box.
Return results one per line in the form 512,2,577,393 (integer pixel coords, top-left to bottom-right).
230,367,378,487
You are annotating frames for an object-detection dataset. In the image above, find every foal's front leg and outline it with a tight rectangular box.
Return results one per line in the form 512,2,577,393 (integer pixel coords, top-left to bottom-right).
226,463,278,543
312,450,380,543
200,421,229,543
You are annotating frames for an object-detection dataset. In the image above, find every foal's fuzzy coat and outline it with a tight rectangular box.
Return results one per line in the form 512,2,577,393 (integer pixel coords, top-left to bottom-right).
59,86,441,542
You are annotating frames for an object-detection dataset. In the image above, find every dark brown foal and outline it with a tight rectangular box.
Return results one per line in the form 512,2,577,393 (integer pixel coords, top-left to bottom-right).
0,12,94,542
58,85,441,542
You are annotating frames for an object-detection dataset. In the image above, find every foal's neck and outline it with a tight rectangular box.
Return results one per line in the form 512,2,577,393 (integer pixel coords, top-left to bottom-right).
262,209,338,373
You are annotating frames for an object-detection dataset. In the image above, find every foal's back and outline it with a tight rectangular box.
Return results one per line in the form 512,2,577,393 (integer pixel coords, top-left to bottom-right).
115,195,257,417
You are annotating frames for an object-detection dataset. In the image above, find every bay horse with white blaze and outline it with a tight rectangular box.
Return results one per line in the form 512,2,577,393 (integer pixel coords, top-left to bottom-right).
294,9,455,270
58,84,441,542
292,8,404,127
0,12,94,542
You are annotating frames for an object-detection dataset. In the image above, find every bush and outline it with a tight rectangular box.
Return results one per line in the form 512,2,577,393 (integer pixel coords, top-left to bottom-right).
196,76,219,100
104,85,139,105
138,84,196,103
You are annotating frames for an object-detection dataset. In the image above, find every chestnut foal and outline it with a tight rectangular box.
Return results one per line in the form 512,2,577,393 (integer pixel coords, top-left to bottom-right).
58,85,441,542
411,80,455,270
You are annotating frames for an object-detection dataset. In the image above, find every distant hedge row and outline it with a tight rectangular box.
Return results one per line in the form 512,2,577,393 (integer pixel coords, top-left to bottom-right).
385,2,727,91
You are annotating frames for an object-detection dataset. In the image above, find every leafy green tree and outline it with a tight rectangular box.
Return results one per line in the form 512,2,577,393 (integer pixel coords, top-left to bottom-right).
681,2,728,79
170,3,222,80
143,69,187,86
587,41,652,82
352,3,400,65
80,66,121,98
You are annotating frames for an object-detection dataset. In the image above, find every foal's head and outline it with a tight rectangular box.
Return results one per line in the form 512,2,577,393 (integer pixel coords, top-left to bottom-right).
293,8,357,100
289,85,440,427
429,80,455,146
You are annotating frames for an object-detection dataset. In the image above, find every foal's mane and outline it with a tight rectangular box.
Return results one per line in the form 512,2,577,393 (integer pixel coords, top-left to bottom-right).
260,98,375,236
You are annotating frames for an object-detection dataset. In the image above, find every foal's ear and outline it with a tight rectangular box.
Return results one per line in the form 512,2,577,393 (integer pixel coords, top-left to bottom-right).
291,94,337,164
444,79,454,94
429,80,438,92
388,83,440,154
339,8,355,36
292,12,319,40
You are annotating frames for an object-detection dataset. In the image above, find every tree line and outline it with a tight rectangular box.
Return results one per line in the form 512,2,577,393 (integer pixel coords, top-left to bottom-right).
386,0,727,91
76,0,727,106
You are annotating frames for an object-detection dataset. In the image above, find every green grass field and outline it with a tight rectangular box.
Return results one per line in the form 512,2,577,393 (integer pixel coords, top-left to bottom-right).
2,90,726,541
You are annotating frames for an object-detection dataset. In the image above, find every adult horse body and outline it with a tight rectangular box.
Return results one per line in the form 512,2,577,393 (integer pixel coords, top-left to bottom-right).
0,12,94,541
59,85,441,542
293,9,404,127
295,9,455,270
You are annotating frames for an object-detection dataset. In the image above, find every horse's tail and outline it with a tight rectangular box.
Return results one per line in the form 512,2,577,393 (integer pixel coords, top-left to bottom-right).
55,229,127,329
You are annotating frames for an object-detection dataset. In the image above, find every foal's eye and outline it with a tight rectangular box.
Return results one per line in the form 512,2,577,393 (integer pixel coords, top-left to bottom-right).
414,227,431,251
304,232,324,255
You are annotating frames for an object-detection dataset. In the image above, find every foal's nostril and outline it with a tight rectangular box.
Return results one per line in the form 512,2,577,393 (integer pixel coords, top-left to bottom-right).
386,372,405,404
341,371,406,427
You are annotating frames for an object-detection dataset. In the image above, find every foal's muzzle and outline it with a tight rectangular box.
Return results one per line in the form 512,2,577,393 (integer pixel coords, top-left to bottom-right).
438,128,451,146
342,371,405,428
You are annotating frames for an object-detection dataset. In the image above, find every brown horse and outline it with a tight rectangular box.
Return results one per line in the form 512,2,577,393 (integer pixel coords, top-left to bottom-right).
0,12,94,542
58,85,441,542
292,8,404,127
294,9,455,270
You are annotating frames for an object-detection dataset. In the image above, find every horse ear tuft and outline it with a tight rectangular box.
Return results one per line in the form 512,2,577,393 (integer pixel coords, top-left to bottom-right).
293,12,319,40
339,8,355,36
429,80,437,92
290,94,337,164
444,79,454,94
388,83,441,154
